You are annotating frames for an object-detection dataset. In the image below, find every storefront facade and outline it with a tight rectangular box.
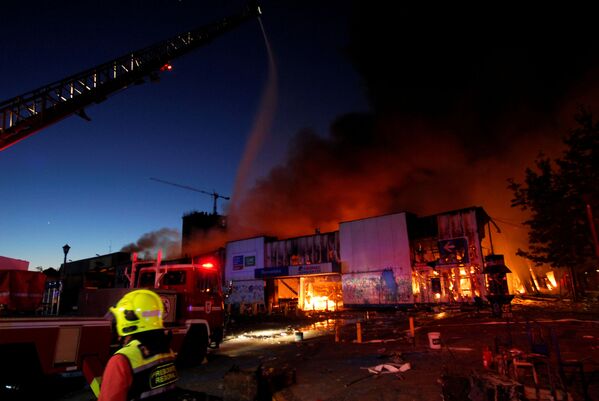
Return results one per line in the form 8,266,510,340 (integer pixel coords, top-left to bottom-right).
225,207,493,311
225,232,342,312
260,232,342,312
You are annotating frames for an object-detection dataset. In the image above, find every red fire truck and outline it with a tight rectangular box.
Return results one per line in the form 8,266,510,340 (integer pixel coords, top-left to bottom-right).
133,253,226,364
0,0,259,396
0,253,225,397
0,0,259,395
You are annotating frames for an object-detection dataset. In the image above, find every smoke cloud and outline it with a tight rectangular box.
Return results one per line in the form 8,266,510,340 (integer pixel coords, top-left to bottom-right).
161,3,599,296
120,228,181,260
224,4,599,286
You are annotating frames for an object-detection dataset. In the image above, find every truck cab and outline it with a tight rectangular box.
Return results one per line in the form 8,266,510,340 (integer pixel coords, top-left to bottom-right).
136,260,225,349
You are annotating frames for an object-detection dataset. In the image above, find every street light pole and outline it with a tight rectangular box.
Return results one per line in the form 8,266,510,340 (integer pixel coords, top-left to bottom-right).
62,244,70,270
55,243,71,316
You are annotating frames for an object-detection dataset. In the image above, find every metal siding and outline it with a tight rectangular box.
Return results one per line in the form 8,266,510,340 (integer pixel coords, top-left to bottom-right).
225,238,264,281
339,222,352,274
264,232,339,268
256,237,265,272
340,213,413,305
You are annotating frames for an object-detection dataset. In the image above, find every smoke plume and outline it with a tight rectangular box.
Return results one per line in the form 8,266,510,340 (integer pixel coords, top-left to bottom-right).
120,228,181,260
224,3,599,286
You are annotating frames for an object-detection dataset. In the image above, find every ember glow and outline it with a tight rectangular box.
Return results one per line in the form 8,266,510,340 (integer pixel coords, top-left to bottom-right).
302,295,336,312
298,276,342,312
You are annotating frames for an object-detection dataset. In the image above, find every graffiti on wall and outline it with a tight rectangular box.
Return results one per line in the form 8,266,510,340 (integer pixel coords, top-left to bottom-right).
342,269,413,305
226,280,264,304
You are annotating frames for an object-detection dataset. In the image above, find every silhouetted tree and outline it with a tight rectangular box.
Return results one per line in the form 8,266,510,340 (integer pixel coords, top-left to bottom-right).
509,107,599,299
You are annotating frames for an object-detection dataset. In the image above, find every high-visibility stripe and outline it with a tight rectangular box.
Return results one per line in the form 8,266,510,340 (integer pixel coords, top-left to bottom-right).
89,376,102,397
187,306,222,311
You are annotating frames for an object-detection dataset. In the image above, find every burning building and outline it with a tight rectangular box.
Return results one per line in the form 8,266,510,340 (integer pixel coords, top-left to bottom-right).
408,207,490,305
224,206,500,311
262,232,342,312
224,231,342,313
340,207,489,307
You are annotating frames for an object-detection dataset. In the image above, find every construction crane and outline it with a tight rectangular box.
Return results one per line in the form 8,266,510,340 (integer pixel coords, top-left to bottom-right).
150,177,230,215
0,2,261,151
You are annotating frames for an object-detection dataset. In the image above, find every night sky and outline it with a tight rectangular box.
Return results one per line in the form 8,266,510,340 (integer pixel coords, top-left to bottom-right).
0,0,367,268
2,2,599,276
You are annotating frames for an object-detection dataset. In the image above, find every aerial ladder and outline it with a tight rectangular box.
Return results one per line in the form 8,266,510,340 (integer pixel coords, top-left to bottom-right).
0,2,261,151
150,177,230,215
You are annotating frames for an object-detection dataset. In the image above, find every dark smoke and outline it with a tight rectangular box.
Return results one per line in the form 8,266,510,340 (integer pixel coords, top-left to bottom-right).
226,4,599,284
120,228,181,260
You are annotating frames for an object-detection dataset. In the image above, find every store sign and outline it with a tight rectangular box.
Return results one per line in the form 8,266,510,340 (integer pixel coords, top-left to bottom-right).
254,266,289,278
437,237,469,265
255,263,339,279
289,263,334,276
233,255,244,270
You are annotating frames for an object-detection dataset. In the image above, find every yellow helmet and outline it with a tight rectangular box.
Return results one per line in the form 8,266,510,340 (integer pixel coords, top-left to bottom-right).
110,289,164,336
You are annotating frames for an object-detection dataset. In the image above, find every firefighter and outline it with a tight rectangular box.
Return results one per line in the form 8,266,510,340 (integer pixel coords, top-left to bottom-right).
98,289,178,401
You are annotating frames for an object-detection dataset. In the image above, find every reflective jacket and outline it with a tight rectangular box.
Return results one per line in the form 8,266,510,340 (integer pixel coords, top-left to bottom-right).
115,339,178,401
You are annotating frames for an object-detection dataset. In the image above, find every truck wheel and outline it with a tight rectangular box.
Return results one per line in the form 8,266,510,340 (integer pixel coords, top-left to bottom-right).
177,325,208,368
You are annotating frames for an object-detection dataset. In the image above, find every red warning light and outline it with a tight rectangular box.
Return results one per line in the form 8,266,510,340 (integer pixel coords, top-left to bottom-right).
201,262,215,269
160,63,173,72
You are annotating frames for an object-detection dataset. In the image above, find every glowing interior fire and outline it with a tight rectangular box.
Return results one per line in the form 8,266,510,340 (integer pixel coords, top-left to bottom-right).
303,295,336,311
546,271,558,287
298,276,341,312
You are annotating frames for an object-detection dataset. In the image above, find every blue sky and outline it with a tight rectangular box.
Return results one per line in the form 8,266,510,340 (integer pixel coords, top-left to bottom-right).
0,1,368,268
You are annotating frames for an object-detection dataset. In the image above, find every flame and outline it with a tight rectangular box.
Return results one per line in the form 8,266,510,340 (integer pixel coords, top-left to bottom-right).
546,271,558,287
302,295,337,311
186,22,599,300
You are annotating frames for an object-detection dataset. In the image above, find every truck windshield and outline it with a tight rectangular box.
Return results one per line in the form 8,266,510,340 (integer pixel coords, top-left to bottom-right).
163,271,186,285
138,272,155,287
196,272,220,294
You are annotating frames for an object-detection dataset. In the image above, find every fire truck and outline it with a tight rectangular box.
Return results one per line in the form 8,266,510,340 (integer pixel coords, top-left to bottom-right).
0,0,260,396
0,252,225,397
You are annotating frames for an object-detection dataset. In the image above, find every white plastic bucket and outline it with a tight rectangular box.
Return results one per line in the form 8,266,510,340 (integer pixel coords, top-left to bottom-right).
428,332,441,349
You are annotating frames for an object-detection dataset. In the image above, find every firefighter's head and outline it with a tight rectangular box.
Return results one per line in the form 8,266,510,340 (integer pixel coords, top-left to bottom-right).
110,289,164,336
